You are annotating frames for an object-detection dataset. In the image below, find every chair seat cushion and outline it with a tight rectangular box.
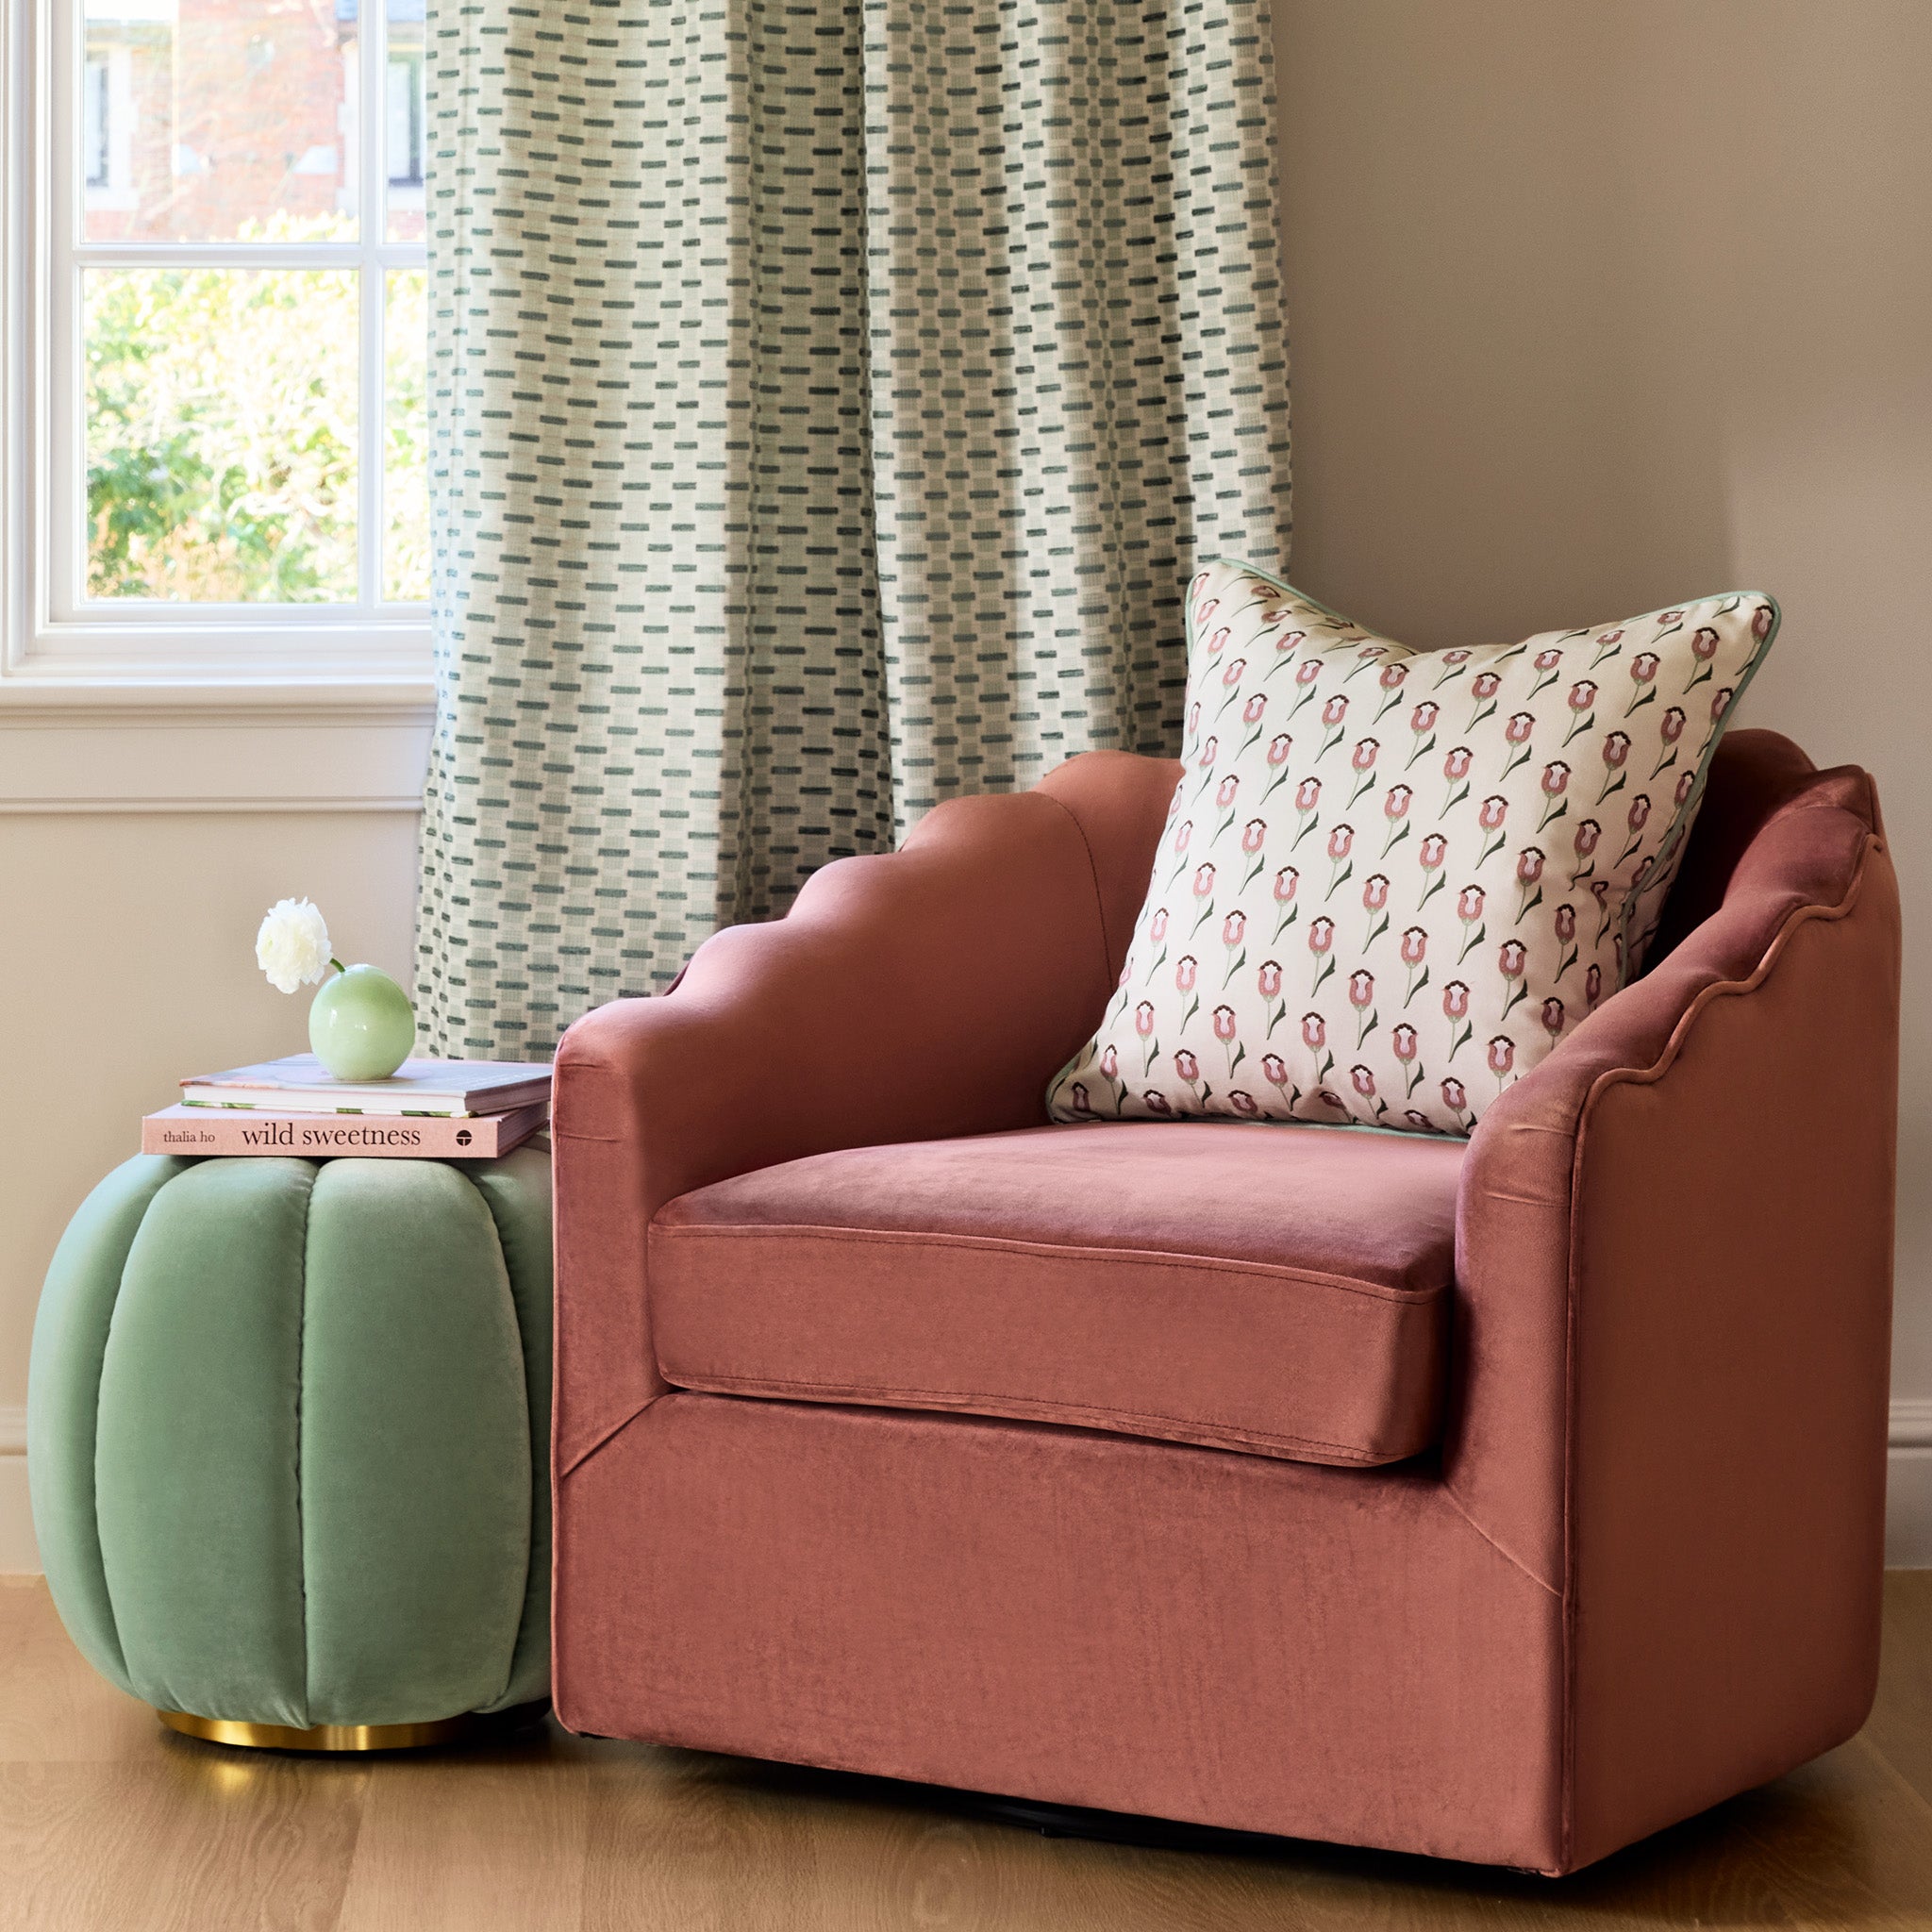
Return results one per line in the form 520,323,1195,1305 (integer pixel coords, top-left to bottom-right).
650,1123,1463,1467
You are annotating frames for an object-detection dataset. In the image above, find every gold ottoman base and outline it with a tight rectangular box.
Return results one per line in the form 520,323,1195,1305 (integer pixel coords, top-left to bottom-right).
158,1699,550,1754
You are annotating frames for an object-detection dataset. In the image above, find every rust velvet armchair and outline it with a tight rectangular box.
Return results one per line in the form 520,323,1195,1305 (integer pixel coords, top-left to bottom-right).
548,728,1899,1874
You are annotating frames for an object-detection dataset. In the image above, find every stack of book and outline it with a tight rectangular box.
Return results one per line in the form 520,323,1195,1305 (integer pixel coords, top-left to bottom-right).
143,1055,553,1160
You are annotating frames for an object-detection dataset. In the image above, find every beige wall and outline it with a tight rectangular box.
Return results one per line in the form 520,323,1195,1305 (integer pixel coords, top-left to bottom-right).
1273,0,1932,1421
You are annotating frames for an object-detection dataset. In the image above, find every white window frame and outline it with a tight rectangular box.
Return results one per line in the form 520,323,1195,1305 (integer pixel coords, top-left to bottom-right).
0,0,433,701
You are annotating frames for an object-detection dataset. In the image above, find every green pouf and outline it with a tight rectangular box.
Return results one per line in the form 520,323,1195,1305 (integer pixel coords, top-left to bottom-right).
27,1148,551,1747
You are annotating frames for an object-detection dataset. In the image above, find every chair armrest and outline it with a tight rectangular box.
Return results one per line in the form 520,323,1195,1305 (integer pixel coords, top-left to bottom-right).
550,755,1174,1472
1450,768,1897,1863
1451,771,1894,1579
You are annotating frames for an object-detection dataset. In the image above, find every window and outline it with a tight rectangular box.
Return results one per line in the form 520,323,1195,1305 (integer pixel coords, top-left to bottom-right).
387,51,425,189
5,0,431,683
81,57,108,189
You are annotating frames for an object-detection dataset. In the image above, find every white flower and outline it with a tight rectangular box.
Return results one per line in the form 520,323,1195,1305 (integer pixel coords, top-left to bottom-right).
256,898,334,994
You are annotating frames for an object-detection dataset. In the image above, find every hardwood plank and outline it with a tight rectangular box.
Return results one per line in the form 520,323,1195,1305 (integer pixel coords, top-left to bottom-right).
581,1745,849,1932
0,1574,165,1766
334,1733,591,1932
0,1757,367,1932
4,1574,1932,1930
1863,1570,1932,1806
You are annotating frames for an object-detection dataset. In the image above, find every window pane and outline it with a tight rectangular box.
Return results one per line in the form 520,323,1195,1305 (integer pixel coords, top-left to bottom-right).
84,58,110,188
385,0,425,241
85,269,358,602
384,269,428,601
82,0,358,242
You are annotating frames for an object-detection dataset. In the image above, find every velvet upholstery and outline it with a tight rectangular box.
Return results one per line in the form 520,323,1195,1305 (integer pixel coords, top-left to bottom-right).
24,1154,183,1695
551,728,1897,1874
654,1123,1460,1464
29,1150,555,1726
549,784,1136,1474
1450,741,1897,1868
558,1394,1567,1870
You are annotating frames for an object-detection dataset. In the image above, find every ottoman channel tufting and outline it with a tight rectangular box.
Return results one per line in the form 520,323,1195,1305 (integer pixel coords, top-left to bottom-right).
26,1147,552,1750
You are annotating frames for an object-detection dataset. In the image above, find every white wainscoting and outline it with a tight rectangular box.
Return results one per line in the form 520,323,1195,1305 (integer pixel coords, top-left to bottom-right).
0,698,432,815
1892,1400,1932,1569
1,1405,33,1573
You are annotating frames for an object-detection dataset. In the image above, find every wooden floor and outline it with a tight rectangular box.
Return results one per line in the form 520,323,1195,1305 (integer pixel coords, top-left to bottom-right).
3,1574,1930,1931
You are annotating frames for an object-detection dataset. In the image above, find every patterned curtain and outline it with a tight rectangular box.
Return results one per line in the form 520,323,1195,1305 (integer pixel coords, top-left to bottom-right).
415,0,1292,1058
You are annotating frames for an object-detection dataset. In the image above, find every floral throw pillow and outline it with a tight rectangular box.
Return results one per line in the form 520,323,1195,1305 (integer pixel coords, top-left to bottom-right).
1046,559,1777,1135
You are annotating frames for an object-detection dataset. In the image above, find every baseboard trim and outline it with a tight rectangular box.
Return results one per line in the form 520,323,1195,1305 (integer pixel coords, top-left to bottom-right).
2,1403,1929,1574
0,1454,33,1577
0,1404,32,1574
1891,1399,1932,1449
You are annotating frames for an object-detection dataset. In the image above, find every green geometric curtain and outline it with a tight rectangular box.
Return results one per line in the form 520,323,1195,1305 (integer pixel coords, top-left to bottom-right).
415,0,1292,1059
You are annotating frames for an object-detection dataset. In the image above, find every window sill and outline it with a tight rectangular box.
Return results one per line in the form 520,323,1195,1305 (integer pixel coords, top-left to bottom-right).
1,620,435,718
0,672,435,719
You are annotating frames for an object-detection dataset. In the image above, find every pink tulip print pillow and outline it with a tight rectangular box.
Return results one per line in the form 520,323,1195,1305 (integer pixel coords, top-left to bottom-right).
1046,558,1777,1134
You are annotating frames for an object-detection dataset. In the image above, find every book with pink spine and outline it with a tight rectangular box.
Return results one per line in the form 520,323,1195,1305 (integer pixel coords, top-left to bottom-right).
143,1104,548,1160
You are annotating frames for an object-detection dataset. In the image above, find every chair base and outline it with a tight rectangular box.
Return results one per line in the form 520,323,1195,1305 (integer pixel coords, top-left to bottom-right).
157,1700,550,1754
957,1790,1558,1876
954,1787,1286,1856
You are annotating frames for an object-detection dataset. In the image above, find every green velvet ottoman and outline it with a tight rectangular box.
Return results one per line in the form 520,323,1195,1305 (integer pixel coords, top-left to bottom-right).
27,1148,552,1751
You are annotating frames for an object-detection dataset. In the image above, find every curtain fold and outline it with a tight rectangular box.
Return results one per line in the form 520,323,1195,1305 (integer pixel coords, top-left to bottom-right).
417,0,1291,1058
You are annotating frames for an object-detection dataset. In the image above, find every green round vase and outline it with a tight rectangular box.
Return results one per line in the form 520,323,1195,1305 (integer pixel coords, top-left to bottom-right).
26,1148,551,1748
308,964,417,1082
